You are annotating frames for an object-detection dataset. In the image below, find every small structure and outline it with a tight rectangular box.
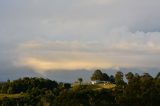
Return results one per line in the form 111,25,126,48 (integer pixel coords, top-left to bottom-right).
91,80,100,84
91,80,110,85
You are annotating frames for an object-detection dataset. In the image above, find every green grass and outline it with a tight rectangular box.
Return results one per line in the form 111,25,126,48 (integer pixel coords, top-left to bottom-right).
96,83,116,89
72,83,116,91
0,93,25,100
88,83,116,90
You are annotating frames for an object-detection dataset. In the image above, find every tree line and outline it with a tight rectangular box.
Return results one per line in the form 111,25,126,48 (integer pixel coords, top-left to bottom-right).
0,70,160,106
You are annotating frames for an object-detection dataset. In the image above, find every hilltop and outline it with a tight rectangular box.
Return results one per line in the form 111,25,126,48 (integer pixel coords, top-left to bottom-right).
0,70,160,106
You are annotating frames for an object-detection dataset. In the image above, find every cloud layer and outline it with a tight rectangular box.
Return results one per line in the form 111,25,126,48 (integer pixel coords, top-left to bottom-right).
15,29,160,73
0,0,160,76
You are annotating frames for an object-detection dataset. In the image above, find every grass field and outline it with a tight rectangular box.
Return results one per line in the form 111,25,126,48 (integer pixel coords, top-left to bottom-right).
0,93,25,100
72,83,116,91
88,83,116,90
96,83,116,89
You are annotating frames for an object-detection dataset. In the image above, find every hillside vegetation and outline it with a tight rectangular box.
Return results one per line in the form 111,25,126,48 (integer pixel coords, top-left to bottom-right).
0,70,160,106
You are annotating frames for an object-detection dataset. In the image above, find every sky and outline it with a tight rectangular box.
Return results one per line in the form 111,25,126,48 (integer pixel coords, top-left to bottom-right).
0,0,160,81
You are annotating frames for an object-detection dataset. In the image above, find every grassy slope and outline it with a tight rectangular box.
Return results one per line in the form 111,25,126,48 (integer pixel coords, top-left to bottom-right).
96,83,116,89
72,83,116,91
88,83,116,90
0,93,25,100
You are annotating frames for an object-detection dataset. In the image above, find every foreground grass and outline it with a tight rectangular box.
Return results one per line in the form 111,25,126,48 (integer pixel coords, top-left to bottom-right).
0,93,25,100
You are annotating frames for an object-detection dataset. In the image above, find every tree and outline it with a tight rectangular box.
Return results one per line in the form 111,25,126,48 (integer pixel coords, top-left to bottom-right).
140,73,152,83
139,73,155,105
91,70,104,81
102,73,110,81
7,87,13,94
109,75,115,83
155,72,160,79
78,78,83,85
115,71,125,86
123,73,141,105
125,72,134,82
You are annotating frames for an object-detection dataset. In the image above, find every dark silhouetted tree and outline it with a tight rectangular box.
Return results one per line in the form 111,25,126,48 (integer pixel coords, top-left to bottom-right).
102,73,110,81
155,72,160,79
91,69,104,81
115,71,124,85
109,75,115,83
78,78,83,85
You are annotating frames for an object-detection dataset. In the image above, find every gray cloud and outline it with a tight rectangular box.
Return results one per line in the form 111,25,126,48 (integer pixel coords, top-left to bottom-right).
0,0,160,77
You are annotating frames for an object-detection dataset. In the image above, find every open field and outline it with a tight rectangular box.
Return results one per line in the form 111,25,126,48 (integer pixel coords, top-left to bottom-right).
72,83,116,90
0,93,25,100
96,83,116,89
